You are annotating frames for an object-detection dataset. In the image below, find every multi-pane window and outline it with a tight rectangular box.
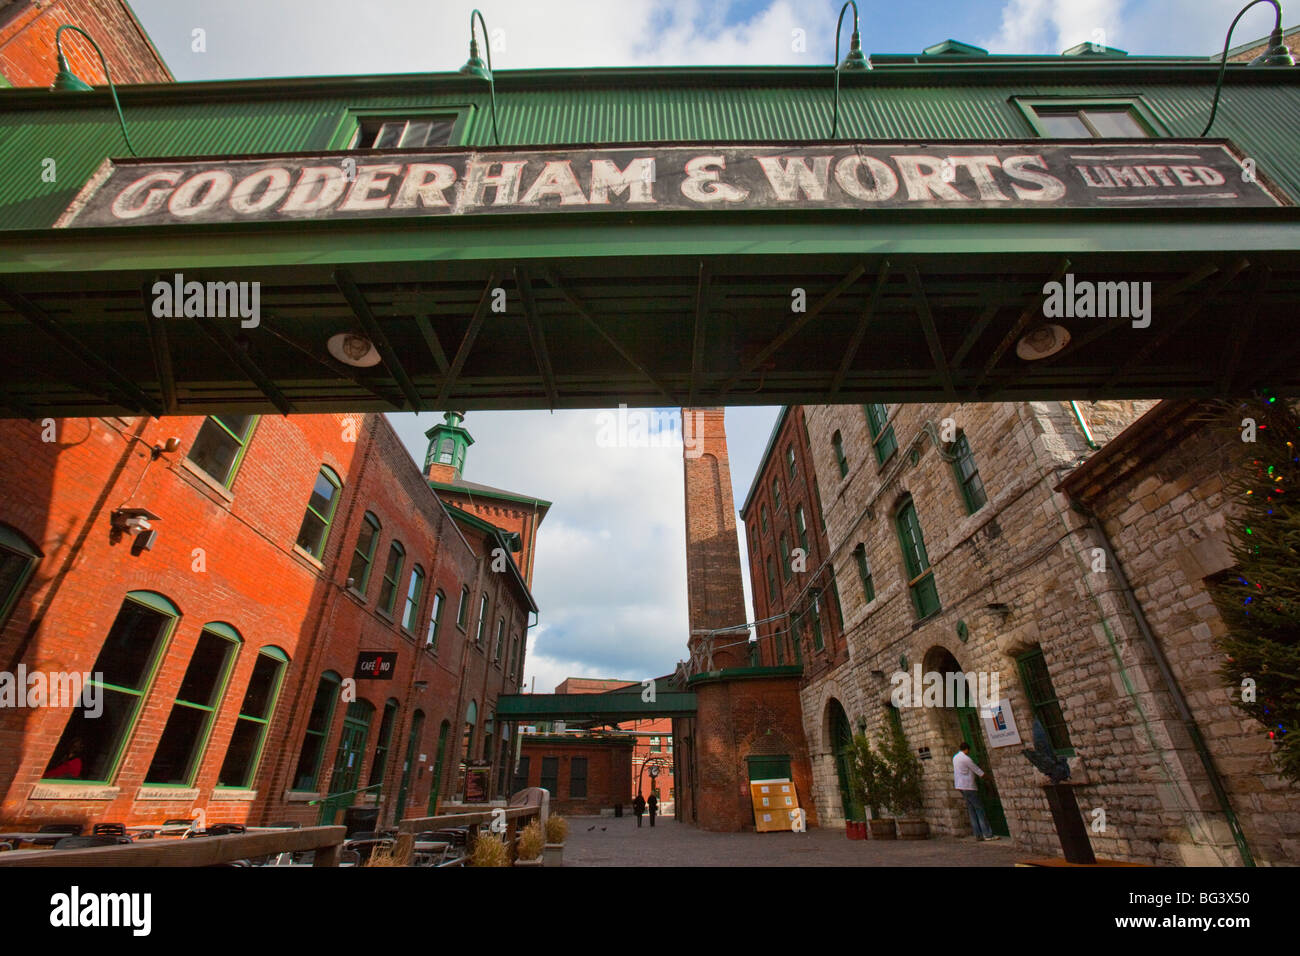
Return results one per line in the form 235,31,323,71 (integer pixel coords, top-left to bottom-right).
832,431,848,477
539,756,559,795
896,497,941,619
403,565,425,631
426,590,445,648
650,736,661,752
854,544,875,603
766,556,777,602
796,505,809,553
760,505,769,535
292,672,341,791
347,512,381,594
217,646,288,789
296,466,341,559
780,534,792,582
772,477,782,511
457,586,470,628
509,635,521,679
369,699,399,791
475,594,489,646
951,431,988,514
43,592,176,783
0,524,39,629
186,415,256,488
493,618,505,662
353,115,456,149
378,541,405,615
570,757,588,798
786,444,797,478
1017,649,1075,754
810,595,824,651
146,624,239,786
1032,105,1150,138
865,404,898,465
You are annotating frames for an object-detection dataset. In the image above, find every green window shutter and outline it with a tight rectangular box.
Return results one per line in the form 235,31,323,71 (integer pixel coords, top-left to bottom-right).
896,499,940,619
1017,649,1075,754
865,404,898,465
952,432,988,514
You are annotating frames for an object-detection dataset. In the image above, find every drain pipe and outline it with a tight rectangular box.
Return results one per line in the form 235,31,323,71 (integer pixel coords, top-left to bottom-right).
1078,504,1255,867
1069,401,1101,450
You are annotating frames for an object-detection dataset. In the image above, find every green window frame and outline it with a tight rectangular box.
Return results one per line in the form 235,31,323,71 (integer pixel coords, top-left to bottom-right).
786,444,797,479
570,756,588,798
145,623,241,786
780,534,792,582
475,594,489,646
378,540,405,616
296,466,341,560
42,591,177,785
854,543,875,603
186,415,258,488
457,586,470,629
426,589,445,649
368,698,400,793
1013,96,1164,139
403,564,425,632
832,430,848,477
766,556,777,603
772,477,782,511
292,671,342,791
1017,649,1075,755
217,645,289,790
347,511,381,595
796,505,809,553
896,497,941,620
865,404,898,466
493,617,505,662
0,523,40,630
327,106,471,150
951,431,988,514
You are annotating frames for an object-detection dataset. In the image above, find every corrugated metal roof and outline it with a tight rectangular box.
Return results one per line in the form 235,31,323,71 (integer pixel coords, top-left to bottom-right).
1,65,1298,229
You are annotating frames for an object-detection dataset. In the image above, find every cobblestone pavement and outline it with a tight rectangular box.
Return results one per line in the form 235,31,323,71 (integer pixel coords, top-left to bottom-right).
563,816,1024,866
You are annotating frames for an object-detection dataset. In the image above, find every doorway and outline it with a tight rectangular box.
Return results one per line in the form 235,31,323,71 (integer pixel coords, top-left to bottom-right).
318,700,372,825
930,648,1009,837
828,699,862,822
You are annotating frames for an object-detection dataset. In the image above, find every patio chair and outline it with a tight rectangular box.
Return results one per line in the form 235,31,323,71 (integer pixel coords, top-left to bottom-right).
92,822,126,836
206,823,246,836
28,823,84,847
52,834,132,849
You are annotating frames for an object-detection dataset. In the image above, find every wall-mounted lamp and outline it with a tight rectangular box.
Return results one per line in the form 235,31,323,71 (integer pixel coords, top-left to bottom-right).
1202,0,1295,137
111,507,160,554
151,437,181,460
831,1,871,140
460,9,501,145
50,24,138,157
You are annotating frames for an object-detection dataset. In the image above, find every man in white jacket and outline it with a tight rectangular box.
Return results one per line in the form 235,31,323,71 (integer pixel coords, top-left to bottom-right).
953,741,999,841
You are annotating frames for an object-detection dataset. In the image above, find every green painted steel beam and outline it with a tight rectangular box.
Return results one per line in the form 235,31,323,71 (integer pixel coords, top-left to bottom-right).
495,692,697,720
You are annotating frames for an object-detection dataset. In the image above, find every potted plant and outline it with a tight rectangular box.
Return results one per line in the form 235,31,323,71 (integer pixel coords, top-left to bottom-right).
881,718,929,839
543,813,568,867
850,732,896,839
469,831,509,867
514,820,545,867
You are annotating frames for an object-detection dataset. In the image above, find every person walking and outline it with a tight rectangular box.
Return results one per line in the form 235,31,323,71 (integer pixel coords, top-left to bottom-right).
632,792,646,828
647,791,659,827
953,741,998,841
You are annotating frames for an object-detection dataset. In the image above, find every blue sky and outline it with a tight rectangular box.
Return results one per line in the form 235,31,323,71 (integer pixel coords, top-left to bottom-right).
124,0,1289,692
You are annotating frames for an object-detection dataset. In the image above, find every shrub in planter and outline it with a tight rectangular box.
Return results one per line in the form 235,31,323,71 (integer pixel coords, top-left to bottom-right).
543,813,568,867
515,821,545,866
851,731,897,838
880,715,929,839
470,832,509,868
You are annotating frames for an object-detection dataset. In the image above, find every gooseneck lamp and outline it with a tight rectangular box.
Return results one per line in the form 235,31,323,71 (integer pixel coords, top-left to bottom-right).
1202,0,1295,137
832,1,871,139
459,9,501,145
50,24,138,157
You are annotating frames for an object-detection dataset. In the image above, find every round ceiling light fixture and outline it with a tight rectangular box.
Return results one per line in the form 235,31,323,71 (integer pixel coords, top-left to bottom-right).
327,332,381,367
1015,324,1071,361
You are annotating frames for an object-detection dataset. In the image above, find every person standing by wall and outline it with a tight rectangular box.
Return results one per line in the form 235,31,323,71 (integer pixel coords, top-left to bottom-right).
954,742,998,841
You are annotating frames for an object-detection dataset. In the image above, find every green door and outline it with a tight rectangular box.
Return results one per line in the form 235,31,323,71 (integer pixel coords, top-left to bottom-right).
829,701,862,821
956,706,1009,836
394,710,425,822
427,721,449,815
318,701,372,825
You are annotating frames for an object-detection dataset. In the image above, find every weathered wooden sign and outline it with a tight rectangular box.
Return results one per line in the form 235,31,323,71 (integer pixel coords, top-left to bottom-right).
55,141,1283,227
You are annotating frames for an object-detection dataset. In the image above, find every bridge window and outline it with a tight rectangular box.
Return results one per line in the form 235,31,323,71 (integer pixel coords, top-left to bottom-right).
378,541,405,616
350,114,458,149
217,645,289,789
896,497,941,620
42,591,178,784
347,512,381,595
296,466,341,560
146,623,240,786
292,671,341,791
187,415,257,488
1015,97,1157,139
865,404,897,465
832,431,848,477
403,564,425,632
950,431,988,514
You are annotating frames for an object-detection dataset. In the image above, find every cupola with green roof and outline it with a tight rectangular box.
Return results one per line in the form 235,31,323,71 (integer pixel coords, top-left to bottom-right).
424,410,474,483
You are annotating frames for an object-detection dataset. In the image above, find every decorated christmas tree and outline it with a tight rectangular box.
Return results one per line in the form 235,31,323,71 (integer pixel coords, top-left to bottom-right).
1207,395,1300,782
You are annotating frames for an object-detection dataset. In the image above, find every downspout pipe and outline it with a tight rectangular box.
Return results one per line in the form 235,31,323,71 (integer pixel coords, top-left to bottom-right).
1070,401,1101,450
1077,503,1255,867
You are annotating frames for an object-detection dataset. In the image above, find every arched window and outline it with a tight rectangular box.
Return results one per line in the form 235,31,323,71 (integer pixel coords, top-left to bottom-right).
896,496,940,619
368,698,401,790
796,505,808,552
218,645,289,789
146,622,242,786
292,671,342,791
437,437,454,464
43,590,178,784
950,430,988,514
771,476,782,511
403,564,425,631
780,534,792,582
760,504,769,535
426,590,446,648
347,512,381,594
865,404,897,465
379,541,406,615
0,523,41,630
475,594,489,646
296,466,341,559
493,617,505,662
457,586,470,628
832,431,848,477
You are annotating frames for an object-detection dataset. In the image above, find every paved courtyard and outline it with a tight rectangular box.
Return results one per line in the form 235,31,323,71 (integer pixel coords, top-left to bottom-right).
563,816,1024,866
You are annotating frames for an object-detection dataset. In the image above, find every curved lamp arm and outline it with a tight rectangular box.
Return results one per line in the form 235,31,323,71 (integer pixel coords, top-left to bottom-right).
54,24,138,157
832,1,869,139
1202,0,1290,137
469,9,501,145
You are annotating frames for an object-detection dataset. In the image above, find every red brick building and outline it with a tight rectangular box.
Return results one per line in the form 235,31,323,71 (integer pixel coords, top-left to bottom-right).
515,733,633,816
739,406,847,678
0,411,538,831
0,0,171,87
